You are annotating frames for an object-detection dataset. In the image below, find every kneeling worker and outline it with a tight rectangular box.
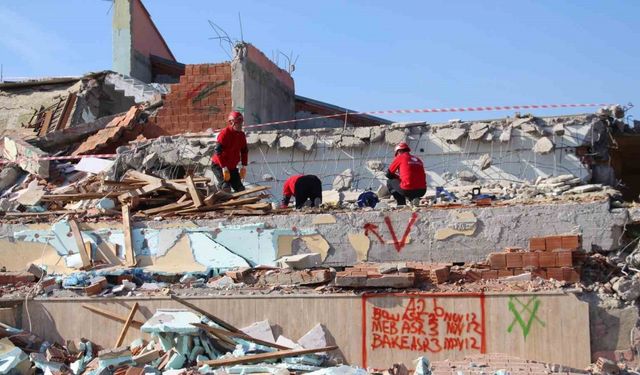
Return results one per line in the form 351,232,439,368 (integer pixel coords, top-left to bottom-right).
281,174,323,209
386,142,426,206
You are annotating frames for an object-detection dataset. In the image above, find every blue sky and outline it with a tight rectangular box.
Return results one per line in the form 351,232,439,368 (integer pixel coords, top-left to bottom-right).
0,1,638,123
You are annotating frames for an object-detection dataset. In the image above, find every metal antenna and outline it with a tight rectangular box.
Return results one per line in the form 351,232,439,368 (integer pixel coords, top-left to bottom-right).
102,0,114,15
1,64,3,83
238,12,244,42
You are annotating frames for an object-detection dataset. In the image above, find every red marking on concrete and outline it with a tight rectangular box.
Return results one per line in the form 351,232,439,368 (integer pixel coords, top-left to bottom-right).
364,223,384,244
384,212,418,252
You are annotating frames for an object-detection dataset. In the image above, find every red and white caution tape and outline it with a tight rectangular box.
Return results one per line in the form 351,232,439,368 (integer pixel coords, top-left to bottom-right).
244,102,612,129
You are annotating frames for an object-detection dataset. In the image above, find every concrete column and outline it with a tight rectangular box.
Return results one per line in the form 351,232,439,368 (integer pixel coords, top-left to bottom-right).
112,0,133,78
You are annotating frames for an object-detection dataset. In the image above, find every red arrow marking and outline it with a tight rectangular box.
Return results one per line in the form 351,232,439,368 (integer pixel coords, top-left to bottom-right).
384,212,419,252
363,223,384,244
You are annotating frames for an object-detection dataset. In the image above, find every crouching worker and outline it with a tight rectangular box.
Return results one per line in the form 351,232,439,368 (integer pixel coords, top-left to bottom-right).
386,142,426,206
281,174,323,209
211,111,248,192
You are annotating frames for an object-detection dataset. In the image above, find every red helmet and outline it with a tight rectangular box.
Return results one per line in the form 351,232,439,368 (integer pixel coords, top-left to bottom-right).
228,111,244,123
394,142,410,154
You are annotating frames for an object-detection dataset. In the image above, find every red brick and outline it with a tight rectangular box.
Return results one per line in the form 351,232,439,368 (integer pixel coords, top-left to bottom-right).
522,252,540,269
0,272,35,284
545,236,563,251
513,268,525,275
546,267,564,281
505,253,523,268
430,266,450,284
556,250,573,267
489,253,506,269
563,267,581,283
84,282,104,296
481,270,498,280
561,235,581,251
532,269,547,279
498,269,514,278
529,237,546,251
504,247,524,253
539,252,557,268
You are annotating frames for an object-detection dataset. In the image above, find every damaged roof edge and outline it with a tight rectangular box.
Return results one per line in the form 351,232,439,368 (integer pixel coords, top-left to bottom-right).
0,71,110,90
295,95,393,125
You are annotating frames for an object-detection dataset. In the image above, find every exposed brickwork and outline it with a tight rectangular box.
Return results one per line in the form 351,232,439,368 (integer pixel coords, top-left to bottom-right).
481,235,585,283
148,63,232,137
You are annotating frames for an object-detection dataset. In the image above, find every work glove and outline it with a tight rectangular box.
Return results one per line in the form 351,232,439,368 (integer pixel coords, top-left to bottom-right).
240,166,247,180
222,167,231,182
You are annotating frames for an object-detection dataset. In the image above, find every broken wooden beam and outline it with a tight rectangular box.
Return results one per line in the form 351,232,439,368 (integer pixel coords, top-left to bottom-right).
185,175,203,208
193,323,290,350
121,204,136,267
199,345,338,366
68,220,91,268
81,304,144,329
114,302,139,348
169,295,240,333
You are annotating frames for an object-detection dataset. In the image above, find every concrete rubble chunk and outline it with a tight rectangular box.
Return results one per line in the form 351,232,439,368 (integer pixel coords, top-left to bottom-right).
298,323,328,350
370,127,385,142
468,123,489,140
0,165,20,192
367,160,384,171
478,154,492,170
333,169,353,191
246,132,260,146
279,253,322,269
295,135,316,152
258,133,279,147
612,276,640,301
533,136,554,154
552,123,565,135
275,335,301,349
511,117,535,128
14,180,46,206
353,127,371,140
565,184,602,195
499,126,512,142
457,170,477,182
278,135,295,149
436,127,466,142
339,136,366,148
521,122,539,133
322,190,342,204
241,320,276,344
384,129,407,145
2,137,50,178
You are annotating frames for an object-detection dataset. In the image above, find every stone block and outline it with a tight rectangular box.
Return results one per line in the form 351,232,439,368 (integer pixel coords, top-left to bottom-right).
533,136,554,154
334,272,366,287
481,270,498,280
278,253,322,269
295,135,316,152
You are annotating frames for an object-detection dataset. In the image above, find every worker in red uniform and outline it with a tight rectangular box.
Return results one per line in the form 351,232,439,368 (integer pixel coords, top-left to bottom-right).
280,174,323,209
211,111,248,192
386,142,426,206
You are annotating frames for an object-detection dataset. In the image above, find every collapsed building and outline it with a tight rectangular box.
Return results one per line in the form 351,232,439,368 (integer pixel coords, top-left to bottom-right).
1,0,640,373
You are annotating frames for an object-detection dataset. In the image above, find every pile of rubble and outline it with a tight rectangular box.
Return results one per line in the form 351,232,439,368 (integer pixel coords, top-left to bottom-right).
0,294,355,374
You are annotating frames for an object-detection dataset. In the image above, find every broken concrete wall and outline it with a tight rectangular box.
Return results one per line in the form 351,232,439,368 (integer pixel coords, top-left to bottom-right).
1,199,626,272
2,137,49,177
243,114,603,194
231,43,295,128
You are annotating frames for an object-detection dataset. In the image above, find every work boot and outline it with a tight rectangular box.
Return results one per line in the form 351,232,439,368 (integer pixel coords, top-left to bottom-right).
411,197,421,206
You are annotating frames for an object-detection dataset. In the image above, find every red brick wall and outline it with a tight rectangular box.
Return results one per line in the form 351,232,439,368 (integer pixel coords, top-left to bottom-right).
146,63,232,137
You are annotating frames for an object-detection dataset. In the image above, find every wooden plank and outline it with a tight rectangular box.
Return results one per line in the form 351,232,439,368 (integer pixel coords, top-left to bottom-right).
55,93,77,131
117,181,164,202
4,210,83,217
114,302,139,347
83,242,93,264
140,200,193,215
121,205,136,267
37,111,54,137
68,220,90,268
193,323,290,350
216,196,262,208
243,202,272,210
81,304,143,329
228,185,269,199
199,345,338,366
169,295,241,333
133,348,161,365
177,194,188,203
41,192,122,201
124,170,188,193
191,323,236,347
185,176,203,208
